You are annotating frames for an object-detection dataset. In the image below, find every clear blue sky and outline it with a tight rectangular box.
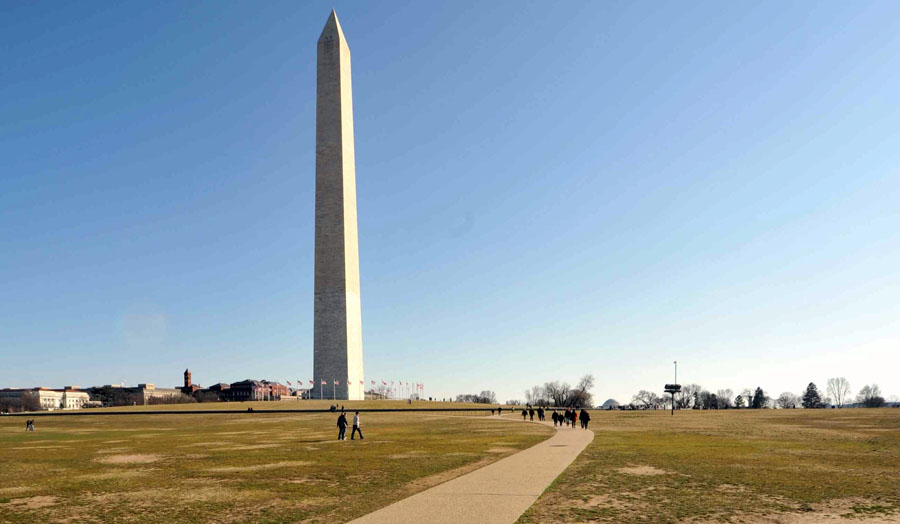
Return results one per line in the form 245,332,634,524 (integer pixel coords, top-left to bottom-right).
2,1,899,404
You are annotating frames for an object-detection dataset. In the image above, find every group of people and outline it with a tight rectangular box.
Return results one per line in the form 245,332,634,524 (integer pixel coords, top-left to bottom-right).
517,406,590,429
551,407,590,429
336,411,363,440
24,419,35,431
520,407,546,422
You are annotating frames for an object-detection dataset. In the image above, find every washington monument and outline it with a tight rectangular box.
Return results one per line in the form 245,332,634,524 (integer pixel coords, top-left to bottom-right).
313,10,364,400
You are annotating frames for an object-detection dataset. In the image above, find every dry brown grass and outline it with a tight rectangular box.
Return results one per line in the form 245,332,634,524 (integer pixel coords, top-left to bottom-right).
0,405,550,523
518,408,900,524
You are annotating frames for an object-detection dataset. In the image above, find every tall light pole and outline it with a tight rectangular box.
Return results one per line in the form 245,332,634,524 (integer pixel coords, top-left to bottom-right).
665,361,680,416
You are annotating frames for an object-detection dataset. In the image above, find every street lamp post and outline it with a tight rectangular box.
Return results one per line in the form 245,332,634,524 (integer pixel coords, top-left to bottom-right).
665,361,681,416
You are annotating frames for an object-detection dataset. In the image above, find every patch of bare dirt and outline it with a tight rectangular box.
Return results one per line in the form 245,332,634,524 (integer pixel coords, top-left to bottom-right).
578,493,641,511
710,498,900,524
178,441,234,448
616,465,671,476
206,460,311,473
74,469,152,481
388,451,427,459
230,443,281,450
95,447,131,454
8,495,58,510
96,453,163,465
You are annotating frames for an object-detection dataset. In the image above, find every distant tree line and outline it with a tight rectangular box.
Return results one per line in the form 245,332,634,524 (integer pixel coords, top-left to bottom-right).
455,391,497,404
517,375,595,408
626,378,892,410
0,395,40,413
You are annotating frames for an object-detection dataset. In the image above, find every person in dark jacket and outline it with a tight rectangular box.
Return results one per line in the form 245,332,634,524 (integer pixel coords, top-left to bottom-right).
580,409,591,429
551,411,558,427
528,408,535,421
521,408,527,421
337,412,348,440
537,407,545,421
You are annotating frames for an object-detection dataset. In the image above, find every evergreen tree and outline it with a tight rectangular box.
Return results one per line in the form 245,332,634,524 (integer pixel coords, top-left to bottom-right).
801,382,823,409
751,387,767,409
734,395,745,408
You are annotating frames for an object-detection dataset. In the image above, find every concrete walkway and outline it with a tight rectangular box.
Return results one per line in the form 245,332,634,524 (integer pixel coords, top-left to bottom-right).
349,416,594,524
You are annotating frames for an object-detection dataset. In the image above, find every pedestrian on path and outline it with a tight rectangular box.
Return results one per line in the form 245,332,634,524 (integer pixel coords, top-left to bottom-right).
497,406,502,416
521,408,527,421
491,408,495,416
351,411,364,440
337,412,348,440
537,407,545,421
580,409,591,429
572,409,578,428
528,408,535,421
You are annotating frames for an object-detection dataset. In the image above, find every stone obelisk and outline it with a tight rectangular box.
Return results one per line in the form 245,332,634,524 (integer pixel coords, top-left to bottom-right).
314,10,364,401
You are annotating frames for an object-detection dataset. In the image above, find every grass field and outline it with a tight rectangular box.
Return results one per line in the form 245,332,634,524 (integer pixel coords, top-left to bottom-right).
4,405,899,523
0,401,550,523
519,408,900,523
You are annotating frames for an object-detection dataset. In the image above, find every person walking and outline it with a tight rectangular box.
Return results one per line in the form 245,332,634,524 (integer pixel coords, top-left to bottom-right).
528,408,535,421
337,412,348,440
580,409,591,429
551,410,558,427
351,411,364,440
572,408,578,428
521,408,527,421
537,407,544,421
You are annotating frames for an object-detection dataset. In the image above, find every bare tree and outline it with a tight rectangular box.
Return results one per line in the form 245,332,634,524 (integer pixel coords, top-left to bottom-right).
524,385,547,406
827,377,851,408
481,390,498,404
776,392,799,409
544,381,571,407
570,374,595,407
716,389,734,409
675,384,702,409
857,384,885,408
632,390,661,409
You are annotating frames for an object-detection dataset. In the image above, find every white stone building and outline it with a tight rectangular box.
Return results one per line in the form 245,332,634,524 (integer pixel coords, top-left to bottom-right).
0,387,90,411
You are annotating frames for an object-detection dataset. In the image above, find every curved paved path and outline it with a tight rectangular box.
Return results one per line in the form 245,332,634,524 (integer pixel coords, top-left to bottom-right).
350,416,594,524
